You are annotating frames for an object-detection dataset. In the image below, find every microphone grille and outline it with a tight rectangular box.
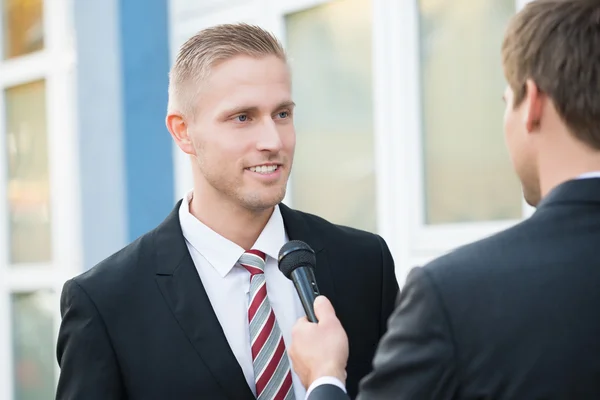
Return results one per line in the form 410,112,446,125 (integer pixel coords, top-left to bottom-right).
278,240,316,278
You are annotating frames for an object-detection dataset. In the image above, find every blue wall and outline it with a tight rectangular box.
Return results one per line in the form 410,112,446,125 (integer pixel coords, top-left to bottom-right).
75,0,174,268
119,0,174,242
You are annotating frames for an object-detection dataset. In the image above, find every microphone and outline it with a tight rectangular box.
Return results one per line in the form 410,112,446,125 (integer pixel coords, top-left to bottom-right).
278,240,321,323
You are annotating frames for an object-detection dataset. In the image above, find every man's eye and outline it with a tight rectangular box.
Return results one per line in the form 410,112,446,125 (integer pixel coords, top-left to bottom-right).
278,111,289,118
236,115,248,122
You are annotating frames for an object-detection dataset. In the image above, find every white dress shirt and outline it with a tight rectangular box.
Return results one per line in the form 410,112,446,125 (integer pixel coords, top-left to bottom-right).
178,191,307,399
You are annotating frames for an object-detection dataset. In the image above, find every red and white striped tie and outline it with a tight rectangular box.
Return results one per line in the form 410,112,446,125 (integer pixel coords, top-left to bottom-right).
239,250,295,400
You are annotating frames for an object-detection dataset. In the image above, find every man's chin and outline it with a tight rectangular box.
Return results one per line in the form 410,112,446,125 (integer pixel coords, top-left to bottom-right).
242,191,287,212
523,188,541,208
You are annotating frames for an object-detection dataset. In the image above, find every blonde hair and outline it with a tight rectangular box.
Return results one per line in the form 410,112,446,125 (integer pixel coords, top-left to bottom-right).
168,23,287,118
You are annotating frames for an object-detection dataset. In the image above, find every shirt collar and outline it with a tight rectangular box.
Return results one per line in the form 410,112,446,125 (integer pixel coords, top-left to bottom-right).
178,191,287,278
576,171,600,180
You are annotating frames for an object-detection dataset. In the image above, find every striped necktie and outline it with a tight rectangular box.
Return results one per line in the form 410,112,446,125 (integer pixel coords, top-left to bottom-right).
238,250,295,400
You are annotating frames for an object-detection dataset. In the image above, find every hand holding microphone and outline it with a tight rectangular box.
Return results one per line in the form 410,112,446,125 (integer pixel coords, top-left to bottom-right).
279,240,349,388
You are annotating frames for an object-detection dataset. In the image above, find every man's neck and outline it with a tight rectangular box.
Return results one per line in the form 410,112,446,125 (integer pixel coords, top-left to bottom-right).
189,190,274,250
539,140,600,198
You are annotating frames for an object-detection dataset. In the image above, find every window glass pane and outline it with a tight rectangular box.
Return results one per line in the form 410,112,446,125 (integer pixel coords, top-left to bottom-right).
5,80,52,264
11,291,56,400
285,0,376,232
2,0,44,59
420,0,522,224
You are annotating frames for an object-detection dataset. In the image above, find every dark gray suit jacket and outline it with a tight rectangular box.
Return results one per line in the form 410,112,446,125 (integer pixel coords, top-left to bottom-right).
310,178,600,399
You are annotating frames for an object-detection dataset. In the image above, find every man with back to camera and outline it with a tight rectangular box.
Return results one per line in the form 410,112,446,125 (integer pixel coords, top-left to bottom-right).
289,0,600,399
54,24,399,399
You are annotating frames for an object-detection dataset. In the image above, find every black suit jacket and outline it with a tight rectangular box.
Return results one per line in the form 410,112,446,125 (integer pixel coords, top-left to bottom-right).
55,202,398,400
310,178,600,400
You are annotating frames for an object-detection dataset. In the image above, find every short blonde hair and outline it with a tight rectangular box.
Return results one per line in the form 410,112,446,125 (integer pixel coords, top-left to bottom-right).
168,23,287,118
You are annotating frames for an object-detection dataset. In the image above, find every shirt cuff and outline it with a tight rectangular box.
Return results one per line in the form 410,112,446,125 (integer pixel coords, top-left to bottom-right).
305,376,347,399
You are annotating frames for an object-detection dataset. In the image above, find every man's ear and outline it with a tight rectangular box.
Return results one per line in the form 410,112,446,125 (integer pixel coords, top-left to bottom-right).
524,79,544,133
166,112,196,155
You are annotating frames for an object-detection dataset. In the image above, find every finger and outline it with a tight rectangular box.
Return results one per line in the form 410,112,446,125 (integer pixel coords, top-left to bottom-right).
292,316,310,336
313,295,337,323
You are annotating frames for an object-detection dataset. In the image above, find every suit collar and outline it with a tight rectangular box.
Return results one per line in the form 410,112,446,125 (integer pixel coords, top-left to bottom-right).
153,199,188,275
154,201,331,278
178,192,288,278
537,177,600,210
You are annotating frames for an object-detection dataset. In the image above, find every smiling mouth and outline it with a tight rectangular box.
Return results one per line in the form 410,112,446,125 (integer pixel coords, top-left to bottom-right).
247,165,280,174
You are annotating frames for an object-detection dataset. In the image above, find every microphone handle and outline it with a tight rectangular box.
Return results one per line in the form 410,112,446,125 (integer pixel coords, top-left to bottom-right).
290,266,320,323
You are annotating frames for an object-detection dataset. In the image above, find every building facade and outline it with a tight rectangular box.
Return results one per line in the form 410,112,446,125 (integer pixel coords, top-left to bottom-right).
0,0,532,397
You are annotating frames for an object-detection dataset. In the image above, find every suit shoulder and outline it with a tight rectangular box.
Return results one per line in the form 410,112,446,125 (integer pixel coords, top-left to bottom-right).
422,217,538,282
294,210,392,265
290,207,384,247
69,228,156,293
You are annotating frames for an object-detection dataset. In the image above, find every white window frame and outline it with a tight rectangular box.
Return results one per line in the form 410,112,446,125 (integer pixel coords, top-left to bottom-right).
0,0,80,398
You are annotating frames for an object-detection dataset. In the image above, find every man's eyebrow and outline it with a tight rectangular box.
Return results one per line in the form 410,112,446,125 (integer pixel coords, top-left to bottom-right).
219,101,296,118
220,105,259,117
277,101,296,109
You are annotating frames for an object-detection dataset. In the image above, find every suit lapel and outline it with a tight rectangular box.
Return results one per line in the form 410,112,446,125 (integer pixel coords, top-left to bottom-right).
279,203,338,308
153,202,254,400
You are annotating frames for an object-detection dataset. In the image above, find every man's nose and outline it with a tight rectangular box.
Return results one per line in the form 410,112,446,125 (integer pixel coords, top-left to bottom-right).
256,118,284,152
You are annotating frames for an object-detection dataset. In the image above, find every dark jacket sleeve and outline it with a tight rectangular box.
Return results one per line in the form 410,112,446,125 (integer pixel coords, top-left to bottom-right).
308,384,350,400
356,266,459,400
55,279,125,400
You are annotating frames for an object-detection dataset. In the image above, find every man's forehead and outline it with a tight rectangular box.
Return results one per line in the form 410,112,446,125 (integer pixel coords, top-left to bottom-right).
209,84,292,110
209,54,290,83
193,56,291,112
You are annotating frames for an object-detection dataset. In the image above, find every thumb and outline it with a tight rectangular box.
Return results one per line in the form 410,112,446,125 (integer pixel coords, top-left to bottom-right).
313,296,336,323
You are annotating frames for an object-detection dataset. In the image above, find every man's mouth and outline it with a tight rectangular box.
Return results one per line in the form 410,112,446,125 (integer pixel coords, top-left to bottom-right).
247,165,279,174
